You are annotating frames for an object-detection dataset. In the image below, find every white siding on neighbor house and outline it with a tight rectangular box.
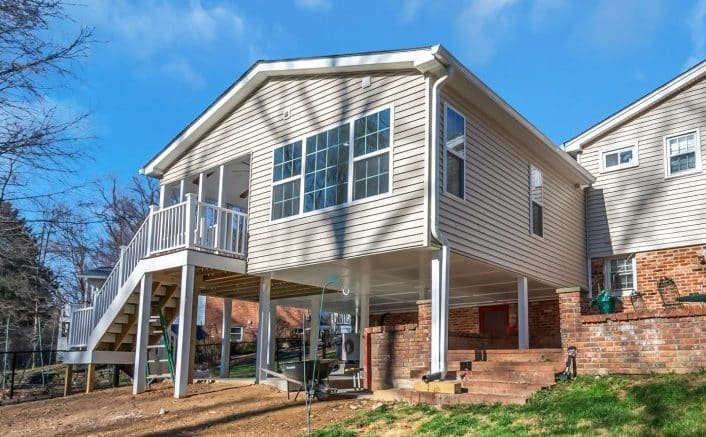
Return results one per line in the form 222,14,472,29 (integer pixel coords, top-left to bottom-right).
581,76,706,258
438,90,587,288
161,71,428,273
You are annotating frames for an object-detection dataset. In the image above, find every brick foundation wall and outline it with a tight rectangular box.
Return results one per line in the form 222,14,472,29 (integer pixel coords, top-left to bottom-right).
204,297,306,342
365,300,431,390
591,244,706,311
558,288,706,374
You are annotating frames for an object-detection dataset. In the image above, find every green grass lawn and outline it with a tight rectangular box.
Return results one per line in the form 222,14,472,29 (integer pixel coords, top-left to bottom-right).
311,372,706,436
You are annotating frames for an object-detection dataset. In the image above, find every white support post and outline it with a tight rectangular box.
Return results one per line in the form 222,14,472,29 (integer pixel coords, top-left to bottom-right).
430,247,449,376
179,180,185,202
133,272,152,394
255,275,271,383
198,172,205,202
517,276,529,350
146,205,157,255
219,298,232,379
159,184,166,208
174,265,195,398
184,193,195,248
309,295,321,360
117,245,127,285
215,165,225,249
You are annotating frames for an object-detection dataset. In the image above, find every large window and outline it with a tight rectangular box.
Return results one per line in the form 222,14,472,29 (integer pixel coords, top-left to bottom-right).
444,104,465,199
665,130,701,177
270,107,392,220
304,124,350,211
601,141,638,173
271,141,302,220
353,108,390,200
529,165,543,237
605,256,635,293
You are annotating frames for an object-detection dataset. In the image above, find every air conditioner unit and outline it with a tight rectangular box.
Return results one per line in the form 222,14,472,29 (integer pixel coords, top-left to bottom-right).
340,333,359,362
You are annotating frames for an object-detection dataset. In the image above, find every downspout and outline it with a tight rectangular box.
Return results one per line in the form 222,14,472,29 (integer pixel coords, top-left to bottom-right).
427,62,452,380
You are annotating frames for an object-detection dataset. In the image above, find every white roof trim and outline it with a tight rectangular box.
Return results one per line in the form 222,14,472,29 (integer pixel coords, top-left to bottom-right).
140,48,438,177
565,60,706,152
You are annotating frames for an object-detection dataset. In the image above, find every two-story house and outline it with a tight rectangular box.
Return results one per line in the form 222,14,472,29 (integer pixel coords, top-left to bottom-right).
67,44,668,404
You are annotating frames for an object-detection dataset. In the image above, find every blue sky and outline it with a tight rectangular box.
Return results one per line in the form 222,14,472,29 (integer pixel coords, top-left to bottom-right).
56,0,706,182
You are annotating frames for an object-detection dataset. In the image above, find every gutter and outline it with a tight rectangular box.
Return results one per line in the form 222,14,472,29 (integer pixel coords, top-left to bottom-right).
427,49,451,378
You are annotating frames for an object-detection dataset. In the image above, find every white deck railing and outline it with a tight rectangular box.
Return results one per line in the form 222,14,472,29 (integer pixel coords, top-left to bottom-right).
68,194,248,349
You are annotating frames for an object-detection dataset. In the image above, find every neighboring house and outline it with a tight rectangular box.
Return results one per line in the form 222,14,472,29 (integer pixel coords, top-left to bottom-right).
61,45,704,405
561,60,706,375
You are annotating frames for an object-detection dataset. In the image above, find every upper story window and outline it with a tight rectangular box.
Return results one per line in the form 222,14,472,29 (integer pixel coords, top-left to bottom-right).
304,124,350,212
270,106,392,221
664,129,702,177
353,108,391,200
529,165,543,237
605,255,635,294
444,104,465,199
271,141,302,220
600,141,638,173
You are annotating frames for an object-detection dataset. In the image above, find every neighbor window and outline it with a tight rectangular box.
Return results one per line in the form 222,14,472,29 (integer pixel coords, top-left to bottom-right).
444,104,465,199
605,256,635,293
230,325,243,342
271,141,302,220
665,130,701,177
529,165,543,237
270,106,393,221
304,124,350,212
353,108,391,200
601,141,638,172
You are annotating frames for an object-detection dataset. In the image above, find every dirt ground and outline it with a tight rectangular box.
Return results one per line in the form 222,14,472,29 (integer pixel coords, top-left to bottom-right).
0,380,365,436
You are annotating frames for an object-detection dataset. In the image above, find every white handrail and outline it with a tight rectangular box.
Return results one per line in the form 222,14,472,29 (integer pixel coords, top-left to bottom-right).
68,197,248,349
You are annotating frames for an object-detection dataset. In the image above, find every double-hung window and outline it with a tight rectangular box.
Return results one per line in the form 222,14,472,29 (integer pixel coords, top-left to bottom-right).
353,108,391,200
230,325,243,342
529,165,543,237
600,141,638,172
271,141,302,220
444,105,465,199
665,130,701,177
304,124,350,212
605,256,635,294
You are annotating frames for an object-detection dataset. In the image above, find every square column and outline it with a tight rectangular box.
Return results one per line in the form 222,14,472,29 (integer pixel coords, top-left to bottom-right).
174,265,195,398
430,247,449,376
309,295,321,360
133,272,152,394
255,275,272,383
219,298,232,378
517,276,529,349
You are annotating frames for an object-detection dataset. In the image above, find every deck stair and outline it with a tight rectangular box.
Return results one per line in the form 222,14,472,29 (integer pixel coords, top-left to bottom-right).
146,308,175,384
398,348,565,405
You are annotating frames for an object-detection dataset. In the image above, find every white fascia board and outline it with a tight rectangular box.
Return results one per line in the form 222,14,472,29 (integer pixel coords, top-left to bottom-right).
140,48,436,177
565,61,706,153
433,46,595,185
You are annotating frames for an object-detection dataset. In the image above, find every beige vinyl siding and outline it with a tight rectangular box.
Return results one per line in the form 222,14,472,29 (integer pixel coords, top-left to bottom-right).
161,71,428,273
581,76,706,258
438,91,587,288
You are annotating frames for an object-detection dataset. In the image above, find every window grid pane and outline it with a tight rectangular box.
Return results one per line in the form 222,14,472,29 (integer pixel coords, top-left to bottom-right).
446,152,464,198
354,109,390,157
304,124,349,212
445,107,465,155
668,132,698,174
273,141,302,182
610,257,633,290
530,166,543,236
271,179,300,220
354,154,389,200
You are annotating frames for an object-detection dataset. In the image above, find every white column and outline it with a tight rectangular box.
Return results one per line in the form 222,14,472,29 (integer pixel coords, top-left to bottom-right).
174,265,195,398
430,247,450,376
357,292,369,350
219,298,232,379
198,172,205,202
159,184,166,208
517,276,529,350
309,295,321,360
255,275,271,383
132,272,152,394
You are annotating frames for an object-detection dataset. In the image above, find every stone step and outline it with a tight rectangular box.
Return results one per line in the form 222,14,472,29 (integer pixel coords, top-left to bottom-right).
462,369,557,385
461,380,546,396
468,361,565,372
393,389,528,405
448,348,564,363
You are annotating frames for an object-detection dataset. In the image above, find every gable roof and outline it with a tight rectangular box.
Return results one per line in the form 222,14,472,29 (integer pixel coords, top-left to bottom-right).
564,59,706,152
140,45,593,184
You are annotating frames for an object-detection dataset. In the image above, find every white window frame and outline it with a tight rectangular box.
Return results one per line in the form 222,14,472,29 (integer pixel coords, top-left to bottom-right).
443,102,466,200
604,255,637,297
269,104,394,223
270,140,303,220
599,140,639,173
529,164,544,238
230,325,243,342
663,128,702,179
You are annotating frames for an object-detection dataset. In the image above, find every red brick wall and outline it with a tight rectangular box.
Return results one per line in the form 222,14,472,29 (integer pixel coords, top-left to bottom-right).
204,297,306,342
558,289,706,374
529,300,561,348
591,244,706,311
